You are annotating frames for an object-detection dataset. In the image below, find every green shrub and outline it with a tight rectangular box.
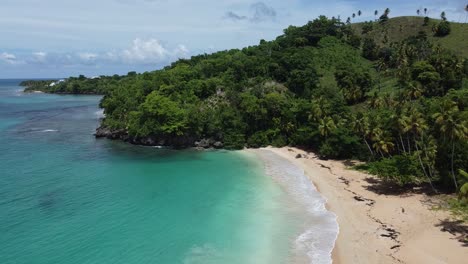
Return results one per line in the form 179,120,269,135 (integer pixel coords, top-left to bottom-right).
360,154,424,185
361,21,374,34
223,132,245,150
434,21,451,37
289,127,319,148
458,170,468,204
271,135,288,147
247,131,270,148
423,16,430,26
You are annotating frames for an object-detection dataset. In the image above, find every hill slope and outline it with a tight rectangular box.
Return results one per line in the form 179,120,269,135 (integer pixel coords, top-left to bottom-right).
352,16,468,58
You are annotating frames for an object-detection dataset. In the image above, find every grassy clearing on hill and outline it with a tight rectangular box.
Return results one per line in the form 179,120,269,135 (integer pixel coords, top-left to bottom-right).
352,16,468,58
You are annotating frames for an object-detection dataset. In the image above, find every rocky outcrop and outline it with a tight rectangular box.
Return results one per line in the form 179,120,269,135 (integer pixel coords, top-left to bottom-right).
95,126,128,140
95,126,223,149
194,139,224,149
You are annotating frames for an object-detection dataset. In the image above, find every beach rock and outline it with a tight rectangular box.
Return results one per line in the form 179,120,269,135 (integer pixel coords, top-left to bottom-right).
194,138,223,149
195,138,214,148
213,141,223,149
295,154,302,159
94,126,126,139
94,126,111,138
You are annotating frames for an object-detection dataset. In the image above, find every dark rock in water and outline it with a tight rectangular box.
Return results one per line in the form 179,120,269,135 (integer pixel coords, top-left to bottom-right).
295,154,302,159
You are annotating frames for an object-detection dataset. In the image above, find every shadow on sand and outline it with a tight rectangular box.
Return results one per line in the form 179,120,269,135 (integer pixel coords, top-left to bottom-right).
435,219,468,247
361,177,441,197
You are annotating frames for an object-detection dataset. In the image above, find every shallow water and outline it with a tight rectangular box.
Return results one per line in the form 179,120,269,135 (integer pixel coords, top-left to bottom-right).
0,79,337,264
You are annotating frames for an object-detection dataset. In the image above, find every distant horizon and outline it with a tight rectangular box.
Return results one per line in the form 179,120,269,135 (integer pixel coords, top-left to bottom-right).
1,0,467,78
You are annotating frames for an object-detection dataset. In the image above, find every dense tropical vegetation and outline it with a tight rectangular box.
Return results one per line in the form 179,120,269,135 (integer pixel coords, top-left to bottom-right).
21,74,125,94
23,15,468,198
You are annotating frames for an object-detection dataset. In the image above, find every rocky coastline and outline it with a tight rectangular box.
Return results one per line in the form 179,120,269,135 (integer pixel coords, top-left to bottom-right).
94,126,224,149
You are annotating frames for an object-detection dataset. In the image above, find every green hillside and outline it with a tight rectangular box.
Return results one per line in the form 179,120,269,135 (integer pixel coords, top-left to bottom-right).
352,16,468,58
22,15,468,196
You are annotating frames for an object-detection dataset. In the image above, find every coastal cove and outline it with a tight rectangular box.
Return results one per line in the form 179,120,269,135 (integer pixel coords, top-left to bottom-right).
3,0,468,262
1,79,339,263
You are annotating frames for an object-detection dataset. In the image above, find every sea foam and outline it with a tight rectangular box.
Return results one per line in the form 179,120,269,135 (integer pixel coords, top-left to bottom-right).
256,149,339,264
94,109,105,119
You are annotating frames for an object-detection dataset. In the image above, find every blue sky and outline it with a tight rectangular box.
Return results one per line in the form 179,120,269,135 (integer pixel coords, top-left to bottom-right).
1,0,466,78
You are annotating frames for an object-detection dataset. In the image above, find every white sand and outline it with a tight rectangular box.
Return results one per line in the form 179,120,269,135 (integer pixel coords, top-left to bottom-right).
253,147,468,264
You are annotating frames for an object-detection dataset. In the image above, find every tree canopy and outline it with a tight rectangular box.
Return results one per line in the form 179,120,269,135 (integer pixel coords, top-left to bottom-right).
22,15,468,195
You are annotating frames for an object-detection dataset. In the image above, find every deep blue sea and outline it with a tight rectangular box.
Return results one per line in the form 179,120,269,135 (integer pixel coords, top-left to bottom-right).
0,79,337,264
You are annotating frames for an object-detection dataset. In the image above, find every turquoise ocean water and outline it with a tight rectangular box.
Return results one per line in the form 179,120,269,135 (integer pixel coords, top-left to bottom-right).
0,80,337,264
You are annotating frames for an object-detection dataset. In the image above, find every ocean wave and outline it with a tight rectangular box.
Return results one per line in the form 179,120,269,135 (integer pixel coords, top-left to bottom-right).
16,128,59,134
256,150,339,264
14,89,25,96
94,109,105,119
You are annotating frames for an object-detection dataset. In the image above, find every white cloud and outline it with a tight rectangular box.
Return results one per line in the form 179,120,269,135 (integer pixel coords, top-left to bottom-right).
0,52,19,64
78,52,98,61
32,51,47,63
117,38,189,64
122,38,169,63
174,44,189,57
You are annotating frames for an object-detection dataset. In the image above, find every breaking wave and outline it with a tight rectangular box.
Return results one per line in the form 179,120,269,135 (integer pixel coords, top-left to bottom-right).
255,150,339,264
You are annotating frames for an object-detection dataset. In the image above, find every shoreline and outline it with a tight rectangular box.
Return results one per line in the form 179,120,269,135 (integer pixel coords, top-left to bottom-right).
251,147,467,264
248,148,339,264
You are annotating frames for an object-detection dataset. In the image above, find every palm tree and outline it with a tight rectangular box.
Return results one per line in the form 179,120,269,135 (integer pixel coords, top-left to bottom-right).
465,5,468,23
352,13,356,19
384,8,390,16
405,81,423,100
374,10,378,20
401,107,437,190
392,107,407,154
309,97,327,122
372,129,394,157
417,135,438,192
405,108,428,142
368,91,383,108
358,10,362,16
417,9,420,16
424,8,428,15
432,100,468,190
319,116,337,137
441,11,447,21
351,112,374,158
398,110,413,154
376,58,388,89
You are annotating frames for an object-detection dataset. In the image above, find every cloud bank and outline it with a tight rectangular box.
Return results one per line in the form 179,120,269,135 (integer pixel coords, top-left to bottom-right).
0,38,189,69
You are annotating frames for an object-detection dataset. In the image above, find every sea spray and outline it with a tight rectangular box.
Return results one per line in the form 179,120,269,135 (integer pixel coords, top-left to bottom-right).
255,149,339,264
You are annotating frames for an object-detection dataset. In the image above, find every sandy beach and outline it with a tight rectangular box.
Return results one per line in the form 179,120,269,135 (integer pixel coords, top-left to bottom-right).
251,147,468,264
